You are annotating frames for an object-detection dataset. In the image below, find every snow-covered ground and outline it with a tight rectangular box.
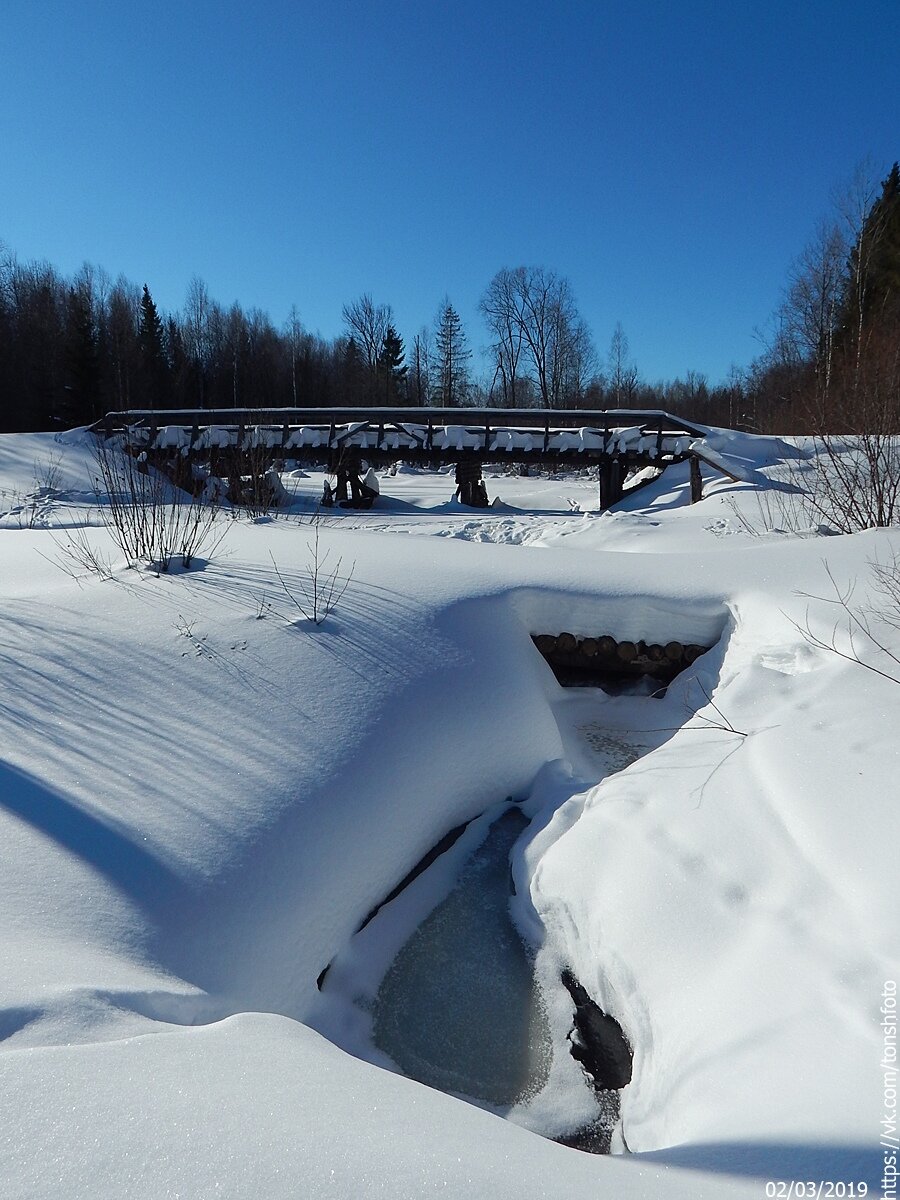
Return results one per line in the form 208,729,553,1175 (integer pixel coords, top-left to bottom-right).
0,429,896,1198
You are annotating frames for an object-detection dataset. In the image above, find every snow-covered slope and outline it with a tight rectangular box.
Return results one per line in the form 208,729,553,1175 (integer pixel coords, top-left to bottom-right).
0,429,894,1197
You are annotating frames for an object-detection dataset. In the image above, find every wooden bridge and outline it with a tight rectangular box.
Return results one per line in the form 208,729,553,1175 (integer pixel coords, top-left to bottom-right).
94,406,732,508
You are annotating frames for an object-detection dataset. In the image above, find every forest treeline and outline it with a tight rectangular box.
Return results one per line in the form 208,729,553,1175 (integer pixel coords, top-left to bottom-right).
0,162,897,436
0,257,744,432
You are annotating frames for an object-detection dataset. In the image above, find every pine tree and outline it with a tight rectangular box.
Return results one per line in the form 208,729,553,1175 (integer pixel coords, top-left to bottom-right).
434,300,470,407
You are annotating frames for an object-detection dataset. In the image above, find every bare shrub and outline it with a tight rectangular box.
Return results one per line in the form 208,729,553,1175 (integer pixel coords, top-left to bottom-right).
269,508,354,625
34,453,64,496
725,448,822,537
48,522,117,583
728,426,900,538
800,433,900,533
229,439,286,519
93,436,226,571
0,454,67,530
872,549,900,630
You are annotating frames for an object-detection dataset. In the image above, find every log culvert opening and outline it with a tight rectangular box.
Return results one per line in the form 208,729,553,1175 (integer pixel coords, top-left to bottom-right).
532,632,708,687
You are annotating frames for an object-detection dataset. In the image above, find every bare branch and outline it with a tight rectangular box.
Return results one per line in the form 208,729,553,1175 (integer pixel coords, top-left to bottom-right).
789,560,900,686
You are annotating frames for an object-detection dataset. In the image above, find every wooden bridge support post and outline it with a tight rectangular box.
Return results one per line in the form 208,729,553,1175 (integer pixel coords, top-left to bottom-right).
599,458,624,510
455,457,489,507
334,464,350,503
332,446,359,504
335,450,372,507
689,455,703,504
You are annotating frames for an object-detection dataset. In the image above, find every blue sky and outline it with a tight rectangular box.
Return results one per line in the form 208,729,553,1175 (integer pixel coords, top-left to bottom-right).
1,0,898,386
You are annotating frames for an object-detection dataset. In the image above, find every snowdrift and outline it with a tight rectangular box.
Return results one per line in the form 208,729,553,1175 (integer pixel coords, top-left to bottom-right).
0,428,894,1198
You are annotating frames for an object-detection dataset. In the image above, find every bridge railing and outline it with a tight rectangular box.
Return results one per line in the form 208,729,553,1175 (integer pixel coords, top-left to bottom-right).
94,406,710,442
93,408,709,470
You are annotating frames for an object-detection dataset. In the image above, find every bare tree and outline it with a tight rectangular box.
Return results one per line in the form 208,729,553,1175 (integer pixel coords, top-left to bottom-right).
783,220,848,410
107,276,141,410
285,305,302,406
223,303,248,408
517,266,557,407
408,327,432,407
607,322,639,405
184,276,212,408
73,262,112,337
558,317,597,408
481,266,594,408
480,268,527,407
341,294,393,403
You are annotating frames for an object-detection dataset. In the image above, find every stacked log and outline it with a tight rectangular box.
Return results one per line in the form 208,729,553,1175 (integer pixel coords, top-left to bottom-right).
531,632,708,682
555,631,578,654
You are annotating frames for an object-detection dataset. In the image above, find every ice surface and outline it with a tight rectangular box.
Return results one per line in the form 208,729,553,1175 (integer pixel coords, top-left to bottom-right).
372,808,551,1108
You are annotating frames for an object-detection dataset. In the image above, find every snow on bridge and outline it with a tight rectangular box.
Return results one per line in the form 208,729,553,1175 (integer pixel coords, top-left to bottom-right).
94,406,750,507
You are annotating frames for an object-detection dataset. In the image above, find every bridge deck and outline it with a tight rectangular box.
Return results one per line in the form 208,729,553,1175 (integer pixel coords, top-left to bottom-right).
96,406,709,469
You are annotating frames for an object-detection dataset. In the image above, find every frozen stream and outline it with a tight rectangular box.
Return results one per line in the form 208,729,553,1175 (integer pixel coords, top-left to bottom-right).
371,808,551,1108
313,710,649,1143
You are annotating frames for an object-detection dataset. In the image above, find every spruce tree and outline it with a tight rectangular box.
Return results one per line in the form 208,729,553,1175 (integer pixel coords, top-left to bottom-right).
138,284,170,409
377,324,407,405
434,300,470,407
854,162,900,329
